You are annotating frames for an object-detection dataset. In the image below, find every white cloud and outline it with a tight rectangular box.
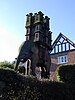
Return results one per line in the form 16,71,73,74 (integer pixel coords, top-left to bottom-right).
0,26,24,62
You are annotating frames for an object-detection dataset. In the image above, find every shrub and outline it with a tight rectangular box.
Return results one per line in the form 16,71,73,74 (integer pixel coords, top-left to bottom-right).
56,64,75,84
0,68,75,100
0,68,40,100
0,61,14,69
18,66,25,75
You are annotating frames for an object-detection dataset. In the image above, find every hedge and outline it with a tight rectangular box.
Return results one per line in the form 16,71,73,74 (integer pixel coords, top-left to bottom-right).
0,68,75,100
56,64,75,84
0,61,14,69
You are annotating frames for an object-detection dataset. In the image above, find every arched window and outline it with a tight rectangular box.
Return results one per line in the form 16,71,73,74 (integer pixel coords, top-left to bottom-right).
35,25,39,31
26,36,29,41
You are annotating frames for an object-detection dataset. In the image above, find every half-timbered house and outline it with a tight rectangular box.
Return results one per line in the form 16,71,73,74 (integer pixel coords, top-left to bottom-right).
50,33,75,80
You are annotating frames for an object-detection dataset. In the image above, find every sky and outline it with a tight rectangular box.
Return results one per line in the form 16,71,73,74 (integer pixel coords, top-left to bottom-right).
0,0,75,62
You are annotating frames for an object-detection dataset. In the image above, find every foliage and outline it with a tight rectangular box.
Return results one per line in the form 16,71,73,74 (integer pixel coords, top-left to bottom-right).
0,68,40,100
56,64,75,84
18,66,25,75
0,61,15,69
0,68,75,100
56,65,62,82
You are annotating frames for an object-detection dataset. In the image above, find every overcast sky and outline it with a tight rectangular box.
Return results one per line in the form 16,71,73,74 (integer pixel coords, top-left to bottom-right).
0,0,75,62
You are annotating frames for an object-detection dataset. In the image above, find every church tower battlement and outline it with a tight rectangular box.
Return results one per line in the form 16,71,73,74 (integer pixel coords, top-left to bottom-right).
25,11,52,49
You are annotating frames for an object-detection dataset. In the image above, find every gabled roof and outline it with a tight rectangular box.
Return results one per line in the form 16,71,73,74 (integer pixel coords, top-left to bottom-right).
51,33,75,54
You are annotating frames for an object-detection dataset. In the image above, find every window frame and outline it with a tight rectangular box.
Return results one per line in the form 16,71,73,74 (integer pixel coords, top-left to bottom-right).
26,36,29,41
58,55,68,64
35,33,39,39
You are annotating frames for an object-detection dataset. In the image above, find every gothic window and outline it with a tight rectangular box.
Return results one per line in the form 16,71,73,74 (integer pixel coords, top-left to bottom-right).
27,29,28,33
27,29,30,34
36,26,39,30
58,55,68,64
35,33,39,39
26,36,29,41
36,34,38,38
35,25,39,31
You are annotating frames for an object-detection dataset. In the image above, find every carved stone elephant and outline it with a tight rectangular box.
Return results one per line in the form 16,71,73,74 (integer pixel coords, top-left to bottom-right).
14,40,39,75
15,40,51,78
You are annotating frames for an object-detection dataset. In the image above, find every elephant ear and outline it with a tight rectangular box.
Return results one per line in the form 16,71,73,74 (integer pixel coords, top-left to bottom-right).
18,41,25,53
31,46,38,54
18,40,34,56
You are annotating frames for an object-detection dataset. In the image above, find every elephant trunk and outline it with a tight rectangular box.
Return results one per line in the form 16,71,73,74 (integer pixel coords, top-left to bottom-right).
14,58,20,71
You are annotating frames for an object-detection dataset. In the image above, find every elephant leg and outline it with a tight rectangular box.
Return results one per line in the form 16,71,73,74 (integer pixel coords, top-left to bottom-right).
14,59,20,71
31,66,36,76
45,67,50,79
25,59,31,75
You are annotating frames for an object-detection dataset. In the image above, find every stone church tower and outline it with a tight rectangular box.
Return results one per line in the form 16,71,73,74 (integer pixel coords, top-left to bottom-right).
25,11,52,76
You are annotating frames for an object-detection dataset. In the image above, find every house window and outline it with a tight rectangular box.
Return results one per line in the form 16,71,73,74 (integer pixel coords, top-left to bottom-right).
58,55,68,64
